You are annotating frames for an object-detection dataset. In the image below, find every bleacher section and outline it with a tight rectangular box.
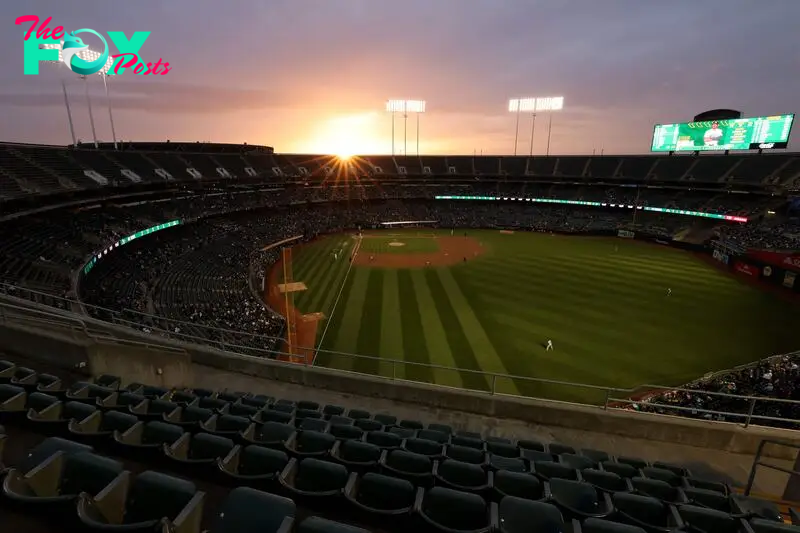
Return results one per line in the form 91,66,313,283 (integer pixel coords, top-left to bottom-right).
0,362,796,533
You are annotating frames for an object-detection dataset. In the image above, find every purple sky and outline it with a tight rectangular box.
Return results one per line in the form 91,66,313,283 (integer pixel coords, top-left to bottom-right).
3,0,800,155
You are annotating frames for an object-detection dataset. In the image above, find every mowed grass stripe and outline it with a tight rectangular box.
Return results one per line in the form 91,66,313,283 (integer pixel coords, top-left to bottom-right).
396,270,433,384
424,269,491,392
353,269,385,376
307,244,352,314
318,266,368,372
410,270,463,389
379,270,404,371
436,268,516,395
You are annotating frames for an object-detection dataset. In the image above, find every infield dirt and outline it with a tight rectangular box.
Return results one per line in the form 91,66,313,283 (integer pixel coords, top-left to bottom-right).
354,236,485,268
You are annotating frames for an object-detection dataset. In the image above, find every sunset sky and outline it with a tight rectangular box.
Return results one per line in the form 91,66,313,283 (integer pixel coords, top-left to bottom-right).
3,0,799,155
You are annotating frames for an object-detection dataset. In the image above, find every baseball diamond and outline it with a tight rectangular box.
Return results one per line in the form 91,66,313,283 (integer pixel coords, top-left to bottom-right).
272,229,800,404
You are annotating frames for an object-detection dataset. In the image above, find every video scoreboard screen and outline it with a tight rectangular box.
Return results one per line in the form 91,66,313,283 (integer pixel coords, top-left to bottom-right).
651,114,794,152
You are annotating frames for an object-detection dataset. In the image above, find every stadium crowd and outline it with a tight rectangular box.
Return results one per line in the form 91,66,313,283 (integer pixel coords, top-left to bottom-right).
635,353,800,429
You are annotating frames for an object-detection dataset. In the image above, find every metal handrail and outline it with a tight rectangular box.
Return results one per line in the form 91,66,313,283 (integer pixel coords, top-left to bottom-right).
744,439,800,499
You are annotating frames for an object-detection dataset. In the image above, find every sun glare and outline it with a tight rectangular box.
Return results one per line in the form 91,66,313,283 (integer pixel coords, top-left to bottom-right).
304,113,384,156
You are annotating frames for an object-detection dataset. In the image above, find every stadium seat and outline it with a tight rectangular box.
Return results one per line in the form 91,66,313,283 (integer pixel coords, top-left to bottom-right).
297,516,371,533
66,382,115,404
548,478,614,521
641,466,684,487
417,486,496,533
98,391,146,412
328,415,354,426
224,402,262,420
602,460,639,479
445,444,486,465
451,435,485,450
533,460,580,481
731,496,782,522
365,430,402,449
76,470,205,532
435,459,491,494
492,469,547,501
164,432,236,473
389,427,416,439
113,420,184,459
2,451,124,519
403,437,445,458
285,430,336,457
279,457,349,499
201,413,251,438
218,444,289,487
26,399,97,435
488,454,528,472
354,419,383,432
582,469,632,493
498,497,579,533
163,405,215,431
582,518,648,533
518,439,547,452
374,414,396,426
17,437,93,474
348,409,371,420
652,461,690,477
630,476,687,504
427,424,453,435
678,505,742,533
297,400,319,411
262,410,294,424
167,390,198,406
612,492,684,532
68,410,139,445
0,385,37,423
243,421,295,449
617,456,649,470
329,424,363,441
399,419,424,430
129,398,179,421
582,449,612,462
683,487,740,514
195,396,229,411
242,395,273,409
487,441,520,458
330,440,381,471
94,374,121,389
683,476,730,495
299,418,330,432
749,519,800,532
561,453,598,471
417,429,449,443
323,404,345,418
380,449,434,485
207,486,295,533
549,443,576,455
344,471,418,521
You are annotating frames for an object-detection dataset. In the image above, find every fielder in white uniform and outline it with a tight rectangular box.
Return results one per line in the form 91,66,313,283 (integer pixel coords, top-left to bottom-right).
546,339,554,351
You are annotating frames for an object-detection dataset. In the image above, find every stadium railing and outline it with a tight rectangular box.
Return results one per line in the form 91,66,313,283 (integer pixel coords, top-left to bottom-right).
1,283,799,430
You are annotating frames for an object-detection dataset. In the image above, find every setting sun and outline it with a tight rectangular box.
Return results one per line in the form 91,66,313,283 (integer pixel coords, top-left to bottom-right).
302,113,386,156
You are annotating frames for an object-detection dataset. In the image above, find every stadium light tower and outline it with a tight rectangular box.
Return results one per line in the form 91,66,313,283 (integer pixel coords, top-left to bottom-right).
40,42,116,149
509,96,564,156
386,100,426,155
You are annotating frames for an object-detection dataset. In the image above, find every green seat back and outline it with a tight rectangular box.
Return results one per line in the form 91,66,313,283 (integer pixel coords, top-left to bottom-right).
550,478,601,513
405,438,440,456
141,421,183,445
423,486,486,530
125,471,196,525
451,435,483,450
182,406,213,423
491,455,527,472
487,441,518,458
583,469,626,491
27,392,58,412
148,399,177,415
439,459,485,487
240,445,288,476
63,401,97,421
61,452,123,496
499,497,563,533
216,414,250,432
387,450,431,474
100,410,139,432
211,487,295,533
297,431,335,453
20,437,93,474
678,505,738,533
189,433,234,460
535,460,577,480
613,493,667,526
348,409,371,420
642,466,681,486
330,425,362,441
373,414,396,426
357,472,414,511
259,422,294,442
417,429,448,443
427,424,452,435
631,477,676,501
447,444,484,464
295,458,348,492
495,470,542,499
340,440,380,463
602,461,637,478
366,431,400,448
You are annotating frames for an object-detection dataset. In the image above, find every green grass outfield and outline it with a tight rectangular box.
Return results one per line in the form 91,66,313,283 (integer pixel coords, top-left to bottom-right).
283,230,800,403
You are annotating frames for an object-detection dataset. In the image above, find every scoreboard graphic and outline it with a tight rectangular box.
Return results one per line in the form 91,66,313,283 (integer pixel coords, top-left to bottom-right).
651,114,794,152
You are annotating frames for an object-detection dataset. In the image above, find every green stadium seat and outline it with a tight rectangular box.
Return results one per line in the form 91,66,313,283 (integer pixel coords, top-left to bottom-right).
518,439,547,452
299,418,329,432
163,405,214,431
68,410,138,445
297,400,319,411
195,396,229,411
207,486,295,533
166,390,197,406
435,459,491,493
582,518,648,533
298,516,371,533
380,449,434,485
389,427,416,439
451,435,485,450
456,430,481,439
164,432,236,473
77,470,204,532
427,424,452,435
330,440,381,471
0,385,34,423
17,436,94,474
581,469,631,493
322,404,345,417
141,385,169,399
66,382,115,404
677,504,741,533
582,448,611,462
279,457,349,499
294,409,323,426
549,443,576,455
353,419,383,432
286,430,336,457
731,495,783,522
652,461,690,477
348,409,371,420
683,476,730,495
329,424,363,441
94,374,121,389
399,419,424,430
416,486,496,533
241,394,273,409
630,476,686,504
683,487,738,514
328,415,354,426
612,492,684,532
417,429,449,443
487,441,519,458
113,420,184,459
365,430,402,449
548,478,614,521
2,451,124,518
403,438,445,458
617,456,649,470
225,402,261,420
129,398,178,421
533,460,579,482
560,453,597,471
642,466,683,486
200,413,251,438
218,444,289,486
27,400,97,436
498,497,578,533
262,409,294,424
373,414,397,426
602,460,639,479
492,470,547,501
97,392,146,412
344,471,418,521
445,444,486,465
522,449,557,463
488,454,527,472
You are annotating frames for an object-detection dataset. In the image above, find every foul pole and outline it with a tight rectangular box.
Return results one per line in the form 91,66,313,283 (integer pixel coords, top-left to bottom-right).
281,247,297,358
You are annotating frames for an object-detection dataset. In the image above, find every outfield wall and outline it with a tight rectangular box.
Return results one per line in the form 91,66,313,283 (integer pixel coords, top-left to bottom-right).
1,315,799,462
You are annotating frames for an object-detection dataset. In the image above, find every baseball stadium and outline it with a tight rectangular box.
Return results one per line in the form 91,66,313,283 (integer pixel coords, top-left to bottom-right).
2,4,800,532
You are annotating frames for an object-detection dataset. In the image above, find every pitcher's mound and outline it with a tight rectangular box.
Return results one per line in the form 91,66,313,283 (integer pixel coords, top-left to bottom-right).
302,312,325,322
278,282,307,293
388,241,406,247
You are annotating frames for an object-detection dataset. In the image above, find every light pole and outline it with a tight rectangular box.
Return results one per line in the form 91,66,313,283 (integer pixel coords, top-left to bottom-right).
102,74,118,149
508,98,535,156
509,96,564,156
41,42,115,148
529,113,536,157
386,100,426,156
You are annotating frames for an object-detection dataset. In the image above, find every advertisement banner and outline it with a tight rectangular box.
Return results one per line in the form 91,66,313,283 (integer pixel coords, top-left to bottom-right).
734,261,757,276
763,266,773,277
712,250,730,265
617,230,635,239
784,271,796,288
746,250,800,272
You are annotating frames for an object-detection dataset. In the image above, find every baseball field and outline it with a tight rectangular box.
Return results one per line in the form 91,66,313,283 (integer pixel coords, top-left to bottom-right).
270,229,800,404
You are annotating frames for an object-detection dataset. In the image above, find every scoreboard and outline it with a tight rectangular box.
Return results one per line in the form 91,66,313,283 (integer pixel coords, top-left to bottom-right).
651,114,794,152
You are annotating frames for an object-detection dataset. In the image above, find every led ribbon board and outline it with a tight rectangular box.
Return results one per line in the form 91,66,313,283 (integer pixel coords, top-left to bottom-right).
83,219,181,275
434,196,748,223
